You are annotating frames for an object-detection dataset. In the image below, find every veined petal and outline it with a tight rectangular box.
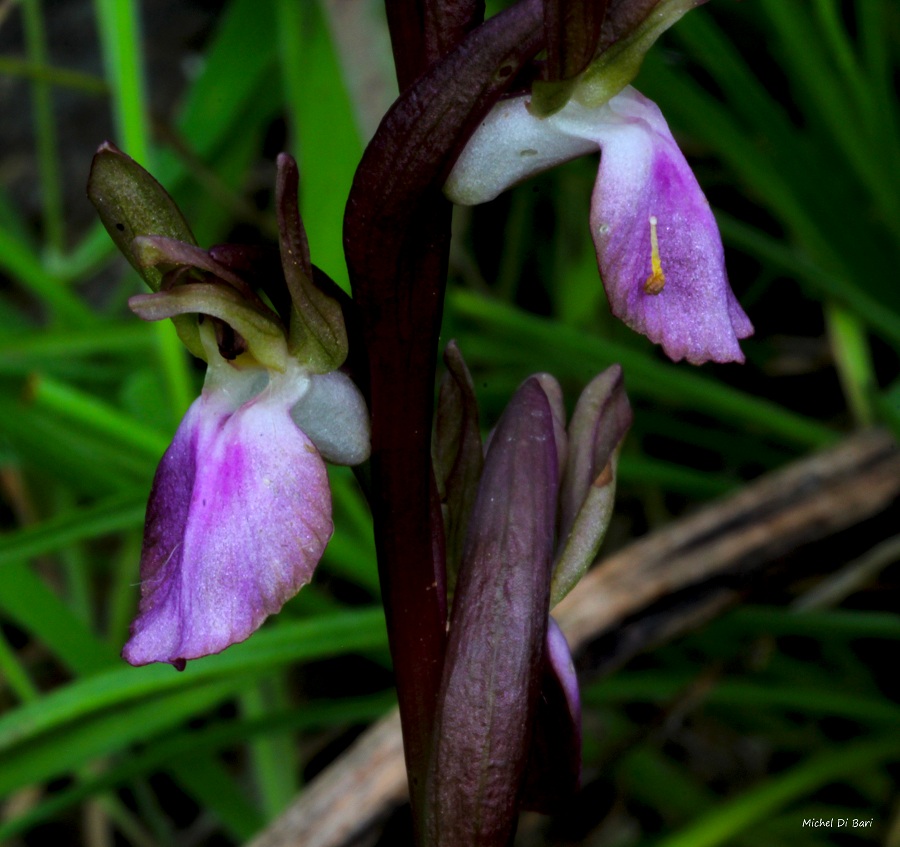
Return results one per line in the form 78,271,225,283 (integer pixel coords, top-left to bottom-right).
123,367,332,668
571,87,754,363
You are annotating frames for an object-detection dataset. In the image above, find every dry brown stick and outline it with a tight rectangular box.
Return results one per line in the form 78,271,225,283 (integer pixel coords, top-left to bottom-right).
246,428,900,847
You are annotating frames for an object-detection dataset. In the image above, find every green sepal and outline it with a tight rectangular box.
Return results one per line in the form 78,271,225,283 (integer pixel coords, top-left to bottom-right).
530,0,705,116
530,78,579,119
550,366,632,607
276,154,348,374
550,451,620,608
129,283,289,371
574,0,702,109
87,141,203,358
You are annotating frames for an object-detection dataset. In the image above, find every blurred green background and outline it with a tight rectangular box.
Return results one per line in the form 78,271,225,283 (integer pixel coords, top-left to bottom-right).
0,1,898,845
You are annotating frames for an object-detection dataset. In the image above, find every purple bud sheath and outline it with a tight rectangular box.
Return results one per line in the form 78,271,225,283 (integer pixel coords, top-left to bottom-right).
425,378,559,846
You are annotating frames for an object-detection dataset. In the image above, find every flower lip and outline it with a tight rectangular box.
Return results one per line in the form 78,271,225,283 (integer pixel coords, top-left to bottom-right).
584,88,753,364
446,86,753,364
122,361,332,668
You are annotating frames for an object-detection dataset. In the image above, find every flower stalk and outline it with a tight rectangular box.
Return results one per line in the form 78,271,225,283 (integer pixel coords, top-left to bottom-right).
345,0,543,824
89,0,752,842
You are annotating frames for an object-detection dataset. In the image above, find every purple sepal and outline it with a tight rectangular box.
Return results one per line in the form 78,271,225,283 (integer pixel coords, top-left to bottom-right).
122,371,332,668
521,617,582,813
587,88,753,364
433,341,484,592
426,378,559,846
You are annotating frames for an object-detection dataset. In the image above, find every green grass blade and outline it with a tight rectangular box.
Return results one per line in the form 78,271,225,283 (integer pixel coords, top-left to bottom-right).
167,754,265,839
92,0,151,165
617,454,735,499
671,10,801,158
0,492,146,567
0,229,95,325
0,680,237,801
21,0,65,255
654,736,900,847
0,692,394,840
449,289,836,448
718,214,900,348
0,608,387,759
0,394,155,491
762,0,900,240
724,607,900,641
857,0,900,174
825,304,877,427
585,674,900,726
0,629,40,703
27,374,170,459
0,321,154,369
277,0,362,290
154,0,279,186
0,562,119,675
240,679,299,820
92,0,195,421
0,54,107,94
811,0,878,132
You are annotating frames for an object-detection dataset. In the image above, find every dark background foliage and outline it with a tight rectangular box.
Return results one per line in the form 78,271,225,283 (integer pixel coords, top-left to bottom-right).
0,1,898,845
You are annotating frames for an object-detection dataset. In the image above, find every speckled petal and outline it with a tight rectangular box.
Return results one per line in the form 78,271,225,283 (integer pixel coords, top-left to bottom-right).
123,376,332,668
580,87,754,363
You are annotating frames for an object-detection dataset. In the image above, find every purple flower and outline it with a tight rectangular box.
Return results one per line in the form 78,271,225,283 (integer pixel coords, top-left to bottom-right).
445,85,753,364
88,145,371,669
123,355,335,668
119,277,371,670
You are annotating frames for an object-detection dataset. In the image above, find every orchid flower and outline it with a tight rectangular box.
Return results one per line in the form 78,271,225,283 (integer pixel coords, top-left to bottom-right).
88,145,370,668
119,305,369,668
445,0,753,365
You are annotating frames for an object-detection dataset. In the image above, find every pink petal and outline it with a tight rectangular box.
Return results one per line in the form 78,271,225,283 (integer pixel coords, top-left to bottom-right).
445,87,753,365
123,383,332,667
586,88,753,363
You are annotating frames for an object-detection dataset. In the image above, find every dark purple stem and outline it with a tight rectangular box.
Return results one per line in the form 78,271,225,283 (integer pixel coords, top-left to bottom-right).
345,0,543,833
386,0,485,90
544,0,607,81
